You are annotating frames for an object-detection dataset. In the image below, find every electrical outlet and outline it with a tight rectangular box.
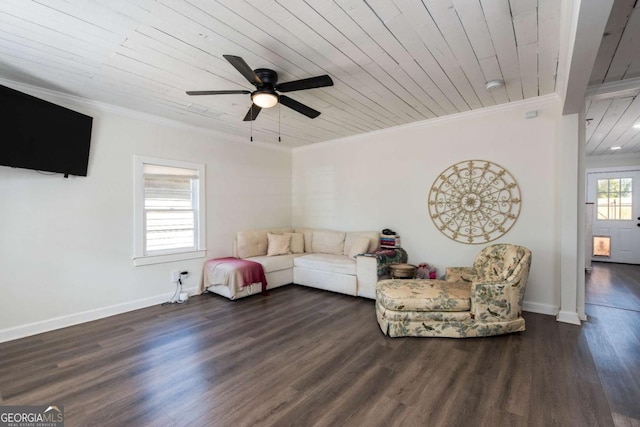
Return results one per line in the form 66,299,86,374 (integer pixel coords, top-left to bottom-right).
171,270,180,282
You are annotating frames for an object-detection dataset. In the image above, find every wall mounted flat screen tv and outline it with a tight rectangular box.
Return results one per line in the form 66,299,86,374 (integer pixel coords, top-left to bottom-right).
0,84,93,177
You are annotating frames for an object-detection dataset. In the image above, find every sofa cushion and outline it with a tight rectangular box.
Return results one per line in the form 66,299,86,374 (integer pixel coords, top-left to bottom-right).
376,279,471,312
237,230,269,258
246,254,297,273
294,253,356,275
348,236,371,258
344,231,379,256
312,230,346,255
267,233,291,256
295,228,315,253
285,232,304,254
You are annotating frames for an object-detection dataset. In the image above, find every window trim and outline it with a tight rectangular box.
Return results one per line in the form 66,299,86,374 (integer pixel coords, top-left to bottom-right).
133,155,206,266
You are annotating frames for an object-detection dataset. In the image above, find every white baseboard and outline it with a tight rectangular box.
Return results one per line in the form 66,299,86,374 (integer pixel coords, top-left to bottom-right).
556,310,582,325
522,300,559,316
0,287,199,344
523,301,582,325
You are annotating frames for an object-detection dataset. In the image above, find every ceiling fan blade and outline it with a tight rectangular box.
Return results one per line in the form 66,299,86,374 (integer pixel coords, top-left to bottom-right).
223,55,262,86
243,103,262,121
186,90,251,95
276,75,333,93
279,95,321,118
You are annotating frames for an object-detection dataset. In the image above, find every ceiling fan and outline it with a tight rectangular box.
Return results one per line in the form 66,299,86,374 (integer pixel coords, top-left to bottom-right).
186,55,334,121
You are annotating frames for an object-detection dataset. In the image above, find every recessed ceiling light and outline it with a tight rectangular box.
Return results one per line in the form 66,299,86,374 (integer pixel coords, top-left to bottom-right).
611,146,622,150
633,123,640,129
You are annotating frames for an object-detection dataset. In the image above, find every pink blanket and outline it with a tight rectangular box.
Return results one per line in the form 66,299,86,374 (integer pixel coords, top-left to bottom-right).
201,257,268,295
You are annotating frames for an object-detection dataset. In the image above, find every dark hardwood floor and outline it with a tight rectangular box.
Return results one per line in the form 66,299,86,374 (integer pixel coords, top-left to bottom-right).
1,265,639,426
584,262,640,427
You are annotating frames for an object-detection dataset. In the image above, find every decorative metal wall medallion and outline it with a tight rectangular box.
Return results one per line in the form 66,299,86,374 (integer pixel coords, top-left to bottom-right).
428,160,521,244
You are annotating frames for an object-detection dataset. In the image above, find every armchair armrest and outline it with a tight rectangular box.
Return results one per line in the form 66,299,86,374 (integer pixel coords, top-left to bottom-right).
471,278,525,322
445,267,476,282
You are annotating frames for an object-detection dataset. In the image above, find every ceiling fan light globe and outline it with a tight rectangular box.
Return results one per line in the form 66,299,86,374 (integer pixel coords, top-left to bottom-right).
252,91,279,108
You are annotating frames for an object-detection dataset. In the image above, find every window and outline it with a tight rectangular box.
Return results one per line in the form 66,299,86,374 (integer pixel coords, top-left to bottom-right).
134,156,206,266
596,178,632,220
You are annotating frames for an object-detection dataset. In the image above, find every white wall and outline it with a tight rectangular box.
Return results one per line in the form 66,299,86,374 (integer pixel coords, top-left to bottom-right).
293,95,563,313
0,87,292,341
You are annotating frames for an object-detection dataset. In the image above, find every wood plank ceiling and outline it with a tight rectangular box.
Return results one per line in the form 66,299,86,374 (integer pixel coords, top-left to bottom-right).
586,0,640,157
0,0,561,148
0,0,564,147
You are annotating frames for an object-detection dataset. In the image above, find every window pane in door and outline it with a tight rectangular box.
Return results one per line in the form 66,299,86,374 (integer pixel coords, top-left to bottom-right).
597,178,632,220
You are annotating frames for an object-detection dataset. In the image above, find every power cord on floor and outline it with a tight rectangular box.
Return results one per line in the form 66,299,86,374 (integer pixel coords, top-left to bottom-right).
162,272,189,306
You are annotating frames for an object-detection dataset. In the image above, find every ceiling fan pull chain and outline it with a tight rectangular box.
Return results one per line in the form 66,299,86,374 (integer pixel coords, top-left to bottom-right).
250,109,253,142
279,105,281,142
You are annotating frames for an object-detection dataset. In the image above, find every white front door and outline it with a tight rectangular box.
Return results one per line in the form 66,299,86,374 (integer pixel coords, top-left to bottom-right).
586,169,640,264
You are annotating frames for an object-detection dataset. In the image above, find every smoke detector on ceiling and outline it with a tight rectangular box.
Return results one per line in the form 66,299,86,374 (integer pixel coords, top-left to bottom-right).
485,80,504,90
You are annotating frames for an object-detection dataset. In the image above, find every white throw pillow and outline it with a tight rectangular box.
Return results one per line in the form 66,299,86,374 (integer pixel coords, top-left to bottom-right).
267,233,291,256
343,231,379,255
237,230,269,258
285,232,304,254
349,236,371,258
312,230,346,255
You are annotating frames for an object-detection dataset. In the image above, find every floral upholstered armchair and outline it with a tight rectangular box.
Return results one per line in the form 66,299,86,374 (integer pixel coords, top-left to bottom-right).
446,244,532,324
375,243,532,338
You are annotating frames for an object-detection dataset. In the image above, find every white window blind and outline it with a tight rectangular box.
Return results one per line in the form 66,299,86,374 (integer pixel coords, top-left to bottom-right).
144,166,199,254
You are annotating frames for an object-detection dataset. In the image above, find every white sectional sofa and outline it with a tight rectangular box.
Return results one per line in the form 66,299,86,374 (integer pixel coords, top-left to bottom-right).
202,228,382,300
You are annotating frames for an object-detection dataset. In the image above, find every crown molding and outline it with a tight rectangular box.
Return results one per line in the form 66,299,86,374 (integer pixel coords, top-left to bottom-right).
586,77,640,101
